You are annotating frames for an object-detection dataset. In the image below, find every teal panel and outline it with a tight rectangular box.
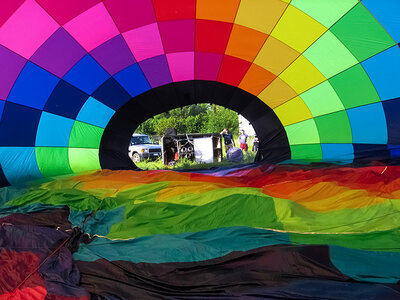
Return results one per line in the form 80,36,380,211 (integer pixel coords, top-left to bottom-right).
76,97,115,129
0,147,41,185
35,112,74,147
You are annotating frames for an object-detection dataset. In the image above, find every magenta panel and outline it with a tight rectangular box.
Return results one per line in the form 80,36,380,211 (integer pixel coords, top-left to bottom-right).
0,0,24,27
36,0,101,25
0,0,59,59
167,52,195,82
123,23,164,62
90,35,136,76
104,0,156,33
30,28,86,77
63,3,119,52
158,20,195,53
195,52,223,81
0,45,26,101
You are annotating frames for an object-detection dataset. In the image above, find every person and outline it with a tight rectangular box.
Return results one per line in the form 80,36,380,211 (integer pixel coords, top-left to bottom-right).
238,129,248,152
220,128,235,153
252,135,259,152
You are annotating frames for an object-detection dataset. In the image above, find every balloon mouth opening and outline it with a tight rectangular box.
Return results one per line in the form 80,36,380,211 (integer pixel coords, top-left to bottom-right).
99,80,291,171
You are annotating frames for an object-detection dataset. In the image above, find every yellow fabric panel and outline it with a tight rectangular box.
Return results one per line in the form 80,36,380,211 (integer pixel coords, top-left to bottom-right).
279,55,326,94
273,96,313,126
225,24,268,62
196,0,240,22
271,4,327,53
258,77,298,108
254,36,300,75
234,0,289,34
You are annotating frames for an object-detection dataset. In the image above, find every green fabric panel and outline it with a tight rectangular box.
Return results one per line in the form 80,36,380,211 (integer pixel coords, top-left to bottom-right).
108,194,283,239
301,81,345,117
290,228,400,253
330,3,396,61
274,197,400,234
290,144,322,161
290,0,358,28
69,148,101,173
329,64,380,109
303,31,358,78
315,110,352,143
69,121,104,149
35,147,72,177
285,119,320,145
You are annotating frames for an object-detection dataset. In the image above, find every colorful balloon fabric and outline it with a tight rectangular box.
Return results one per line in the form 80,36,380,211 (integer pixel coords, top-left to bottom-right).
1,0,400,299
2,164,400,298
0,0,399,184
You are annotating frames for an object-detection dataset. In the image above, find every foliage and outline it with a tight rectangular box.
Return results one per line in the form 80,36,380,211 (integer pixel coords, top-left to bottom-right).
135,104,239,135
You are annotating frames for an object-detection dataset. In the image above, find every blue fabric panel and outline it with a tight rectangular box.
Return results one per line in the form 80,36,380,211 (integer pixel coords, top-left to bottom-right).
0,102,41,146
330,245,400,283
382,98,400,144
91,77,132,111
388,145,400,159
63,54,110,95
113,64,151,97
347,103,387,144
353,144,390,163
321,144,354,163
76,97,115,128
362,46,400,101
44,80,89,119
7,62,59,110
0,100,4,121
35,112,74,147
0,147,41,185
362,0,400,43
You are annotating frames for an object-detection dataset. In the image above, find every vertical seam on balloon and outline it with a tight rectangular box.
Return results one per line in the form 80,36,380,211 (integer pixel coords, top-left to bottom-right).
215,0,242,82
270,2,367,112
236,0,292,89
101,0,151,91
194,0,197,83
149,0,174,86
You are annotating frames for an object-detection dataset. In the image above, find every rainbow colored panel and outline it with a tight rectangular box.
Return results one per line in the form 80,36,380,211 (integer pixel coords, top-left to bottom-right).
0,1,399,185
1,164,400,298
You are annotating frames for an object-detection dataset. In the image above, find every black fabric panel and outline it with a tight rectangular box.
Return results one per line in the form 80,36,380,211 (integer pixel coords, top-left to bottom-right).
100,80,290,170
75,244,400,299
0,164,9,187
353,144,391,164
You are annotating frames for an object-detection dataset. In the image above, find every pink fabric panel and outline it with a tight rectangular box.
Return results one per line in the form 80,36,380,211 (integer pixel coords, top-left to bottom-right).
36,0,101,25
195,52,224,81
0,0,59,59
123,23,164,62
63,3,119,52
0,0,24,27
104,0,156,33
167,52,195,82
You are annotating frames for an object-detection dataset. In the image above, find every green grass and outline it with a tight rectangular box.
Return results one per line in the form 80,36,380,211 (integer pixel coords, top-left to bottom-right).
136,150,257,171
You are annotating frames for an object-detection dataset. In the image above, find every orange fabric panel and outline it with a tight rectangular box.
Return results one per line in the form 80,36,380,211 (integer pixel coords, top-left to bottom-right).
239,64,276,96
196,0,240,23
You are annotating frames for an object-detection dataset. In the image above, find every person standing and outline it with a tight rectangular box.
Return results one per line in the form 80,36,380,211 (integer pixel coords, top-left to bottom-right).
220,128,235,153
239,129,248,152
252,135,259,152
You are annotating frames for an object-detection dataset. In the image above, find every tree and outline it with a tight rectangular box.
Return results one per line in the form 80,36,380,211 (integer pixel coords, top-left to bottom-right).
205,105,239,134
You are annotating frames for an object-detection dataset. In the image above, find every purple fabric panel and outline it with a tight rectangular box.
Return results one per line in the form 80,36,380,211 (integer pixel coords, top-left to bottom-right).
30,27,86,77
139,55,172,88
0,45,26,100
90,34,136,75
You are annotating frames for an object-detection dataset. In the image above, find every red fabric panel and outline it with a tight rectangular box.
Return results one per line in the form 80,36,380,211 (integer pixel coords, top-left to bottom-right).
153,0,196,21
158,20,195,53
195,20,233,54
217,55,251,87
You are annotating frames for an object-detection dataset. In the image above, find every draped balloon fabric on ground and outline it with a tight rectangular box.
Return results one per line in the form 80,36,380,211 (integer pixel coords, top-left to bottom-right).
1,0,400,299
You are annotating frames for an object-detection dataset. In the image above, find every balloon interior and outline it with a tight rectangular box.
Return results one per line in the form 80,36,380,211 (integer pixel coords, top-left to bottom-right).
1,1,400,298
